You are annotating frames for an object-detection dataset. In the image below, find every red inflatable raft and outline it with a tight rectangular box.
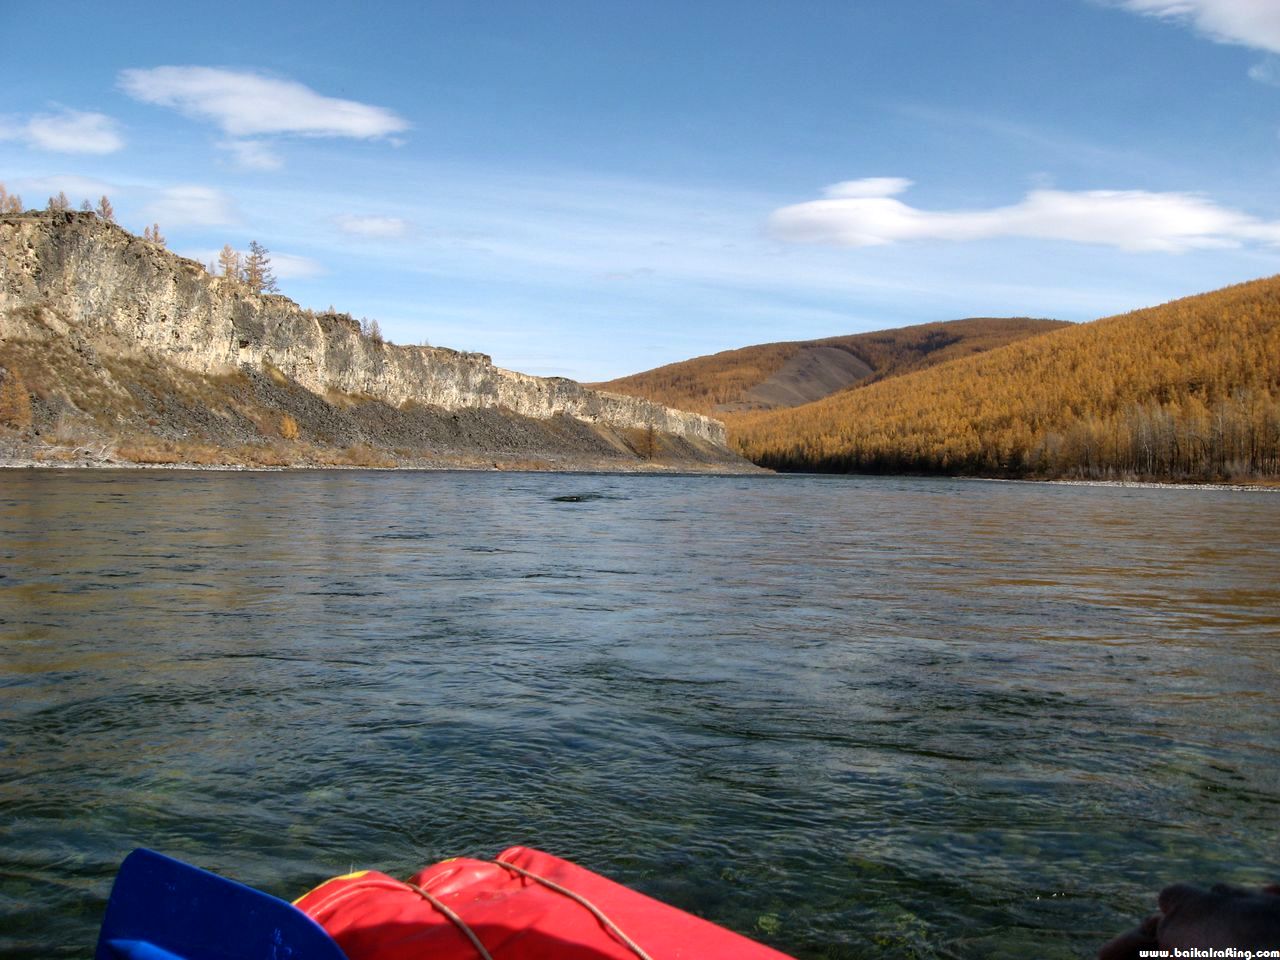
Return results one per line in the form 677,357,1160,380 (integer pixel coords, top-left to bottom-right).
295,845,796,960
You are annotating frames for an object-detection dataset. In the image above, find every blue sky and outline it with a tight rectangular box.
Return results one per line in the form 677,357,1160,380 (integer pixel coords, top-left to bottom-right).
3,0,1279,379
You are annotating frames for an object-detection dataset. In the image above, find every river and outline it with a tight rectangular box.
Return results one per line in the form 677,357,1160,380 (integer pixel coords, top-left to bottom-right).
1,470,1277,958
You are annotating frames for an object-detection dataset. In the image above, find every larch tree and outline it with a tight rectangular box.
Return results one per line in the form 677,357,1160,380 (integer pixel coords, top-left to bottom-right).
143,223,165,246
0,183,19,214
47,191,70,213
95,195,115,223
242,241,278,294
217,244,242,281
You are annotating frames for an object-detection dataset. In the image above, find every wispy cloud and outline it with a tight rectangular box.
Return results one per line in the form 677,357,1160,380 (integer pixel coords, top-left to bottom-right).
217,138,283,171
269,251,325,279
0,108,124,154
1248,57,1280,85
770,177,1280,252
334,214,412,238
144,185,238,226
18,175,119,199
1111,0,1280,55
118,66,408,171
118,66,409,138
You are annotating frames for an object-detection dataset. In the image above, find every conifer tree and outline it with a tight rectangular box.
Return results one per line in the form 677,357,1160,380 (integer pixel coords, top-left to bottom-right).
242,241,278,294
95,195,115,223
47,191,70,213
143,223,165,247
217,244,242,281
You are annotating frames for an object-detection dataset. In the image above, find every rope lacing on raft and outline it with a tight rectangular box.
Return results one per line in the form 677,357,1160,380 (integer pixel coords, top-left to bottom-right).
493,858,655,960
402,859,655,960
403,880,496,960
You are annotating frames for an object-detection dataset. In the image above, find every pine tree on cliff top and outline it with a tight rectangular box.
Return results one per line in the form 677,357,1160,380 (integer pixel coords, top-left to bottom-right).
242,241,278,294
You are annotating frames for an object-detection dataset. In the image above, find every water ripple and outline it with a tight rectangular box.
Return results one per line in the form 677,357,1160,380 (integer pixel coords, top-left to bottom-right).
0,471,1277,958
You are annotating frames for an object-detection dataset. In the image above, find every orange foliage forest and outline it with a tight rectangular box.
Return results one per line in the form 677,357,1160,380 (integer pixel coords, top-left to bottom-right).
731,276,1280,480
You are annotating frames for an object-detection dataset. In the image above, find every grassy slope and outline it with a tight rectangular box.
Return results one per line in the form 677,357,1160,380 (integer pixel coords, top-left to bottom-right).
731,275,1280,479
592,317,1068,416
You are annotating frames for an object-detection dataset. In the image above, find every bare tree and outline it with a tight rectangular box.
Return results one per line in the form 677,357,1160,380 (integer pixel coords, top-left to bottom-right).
242,240,278,294
217,244,242,281
47,191,70,213
360,317,384,344
0,183,18,214
143,223,165,247
95,195,115,223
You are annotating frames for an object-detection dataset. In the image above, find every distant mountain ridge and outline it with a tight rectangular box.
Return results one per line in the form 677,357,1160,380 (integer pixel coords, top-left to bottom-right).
592,317,1069,416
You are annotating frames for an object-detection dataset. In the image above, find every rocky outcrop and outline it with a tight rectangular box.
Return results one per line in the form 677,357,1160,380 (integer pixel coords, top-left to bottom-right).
0,212,726,447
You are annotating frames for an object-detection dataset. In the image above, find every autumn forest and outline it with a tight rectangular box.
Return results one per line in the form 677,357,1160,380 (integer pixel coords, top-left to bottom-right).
730,277,1280,480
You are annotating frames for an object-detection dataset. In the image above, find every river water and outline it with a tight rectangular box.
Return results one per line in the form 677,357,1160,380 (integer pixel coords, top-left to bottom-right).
1,470,1277,958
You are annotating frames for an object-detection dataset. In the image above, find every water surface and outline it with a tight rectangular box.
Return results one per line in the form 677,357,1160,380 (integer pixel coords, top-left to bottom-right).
1,471,1277,958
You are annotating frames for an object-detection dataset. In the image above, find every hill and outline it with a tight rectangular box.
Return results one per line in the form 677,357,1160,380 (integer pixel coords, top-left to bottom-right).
732,276,1280,481
591,317,1070,416
0,212,753,472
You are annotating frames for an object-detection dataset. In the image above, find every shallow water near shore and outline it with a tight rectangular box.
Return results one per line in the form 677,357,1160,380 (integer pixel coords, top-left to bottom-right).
1,470,1278,958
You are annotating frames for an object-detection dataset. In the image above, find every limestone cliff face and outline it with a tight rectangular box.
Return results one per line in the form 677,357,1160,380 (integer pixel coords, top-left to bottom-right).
0,212,726,445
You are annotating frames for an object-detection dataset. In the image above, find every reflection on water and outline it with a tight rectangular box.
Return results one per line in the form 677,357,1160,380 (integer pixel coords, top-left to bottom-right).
1,471,1278,958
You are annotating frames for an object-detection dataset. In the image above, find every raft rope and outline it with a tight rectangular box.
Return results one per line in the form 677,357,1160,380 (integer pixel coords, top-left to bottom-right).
492,857,655,960
401,859,654,960
403,880,496,960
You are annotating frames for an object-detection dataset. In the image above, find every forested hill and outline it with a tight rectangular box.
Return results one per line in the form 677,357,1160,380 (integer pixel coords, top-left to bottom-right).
590,317,1068,416
732,275,1280,481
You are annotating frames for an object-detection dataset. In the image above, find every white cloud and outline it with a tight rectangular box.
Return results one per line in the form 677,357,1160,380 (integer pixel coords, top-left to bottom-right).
1248,57,1280,85
144,185,237,226
770,178,1280,252
1113,0,1280,54
218,139,283,171
824,177,915,199
269,251,325,279
19,175,118,199
0,108,123,154
334,214,412,238
118,66,409,139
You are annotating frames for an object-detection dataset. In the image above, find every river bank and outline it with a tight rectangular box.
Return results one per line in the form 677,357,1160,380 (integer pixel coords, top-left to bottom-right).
0,437,765,475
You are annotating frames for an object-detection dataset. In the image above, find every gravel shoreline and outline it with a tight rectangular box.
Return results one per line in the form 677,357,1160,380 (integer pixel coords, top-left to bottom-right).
0,452,766,476
976,476,1279,493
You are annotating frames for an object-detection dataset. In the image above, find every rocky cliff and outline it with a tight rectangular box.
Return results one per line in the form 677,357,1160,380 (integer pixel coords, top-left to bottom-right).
0,212,748,470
